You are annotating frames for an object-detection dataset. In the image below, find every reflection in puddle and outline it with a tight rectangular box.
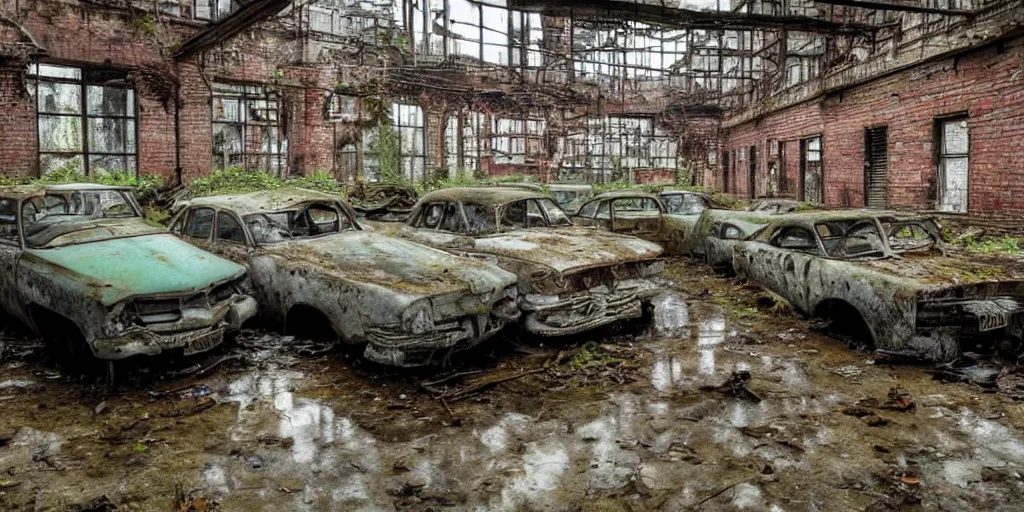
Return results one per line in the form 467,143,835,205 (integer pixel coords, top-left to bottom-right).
697,311,727,376
651,293,689,333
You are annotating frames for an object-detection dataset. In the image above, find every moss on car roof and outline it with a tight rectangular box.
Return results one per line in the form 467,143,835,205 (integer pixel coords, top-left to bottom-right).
0,183,133,200
590,190,661,200
187,187,346,215
419,187,546,206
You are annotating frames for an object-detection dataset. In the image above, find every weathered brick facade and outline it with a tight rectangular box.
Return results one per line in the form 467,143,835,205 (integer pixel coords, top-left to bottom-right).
720,31,1024,217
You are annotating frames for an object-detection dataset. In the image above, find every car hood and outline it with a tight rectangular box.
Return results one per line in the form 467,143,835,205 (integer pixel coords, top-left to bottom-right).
25,234,247,307
860,252,1024,287
264,231,517,297
473,227,663,274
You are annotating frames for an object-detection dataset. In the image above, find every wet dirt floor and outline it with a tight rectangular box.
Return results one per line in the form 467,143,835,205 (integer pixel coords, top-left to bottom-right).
4,258,1024,511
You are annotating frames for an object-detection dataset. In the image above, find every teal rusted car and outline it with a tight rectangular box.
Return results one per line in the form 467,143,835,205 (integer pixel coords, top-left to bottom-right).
0,184,258,373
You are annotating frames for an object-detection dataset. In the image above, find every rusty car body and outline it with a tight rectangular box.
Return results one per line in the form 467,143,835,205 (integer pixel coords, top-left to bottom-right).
0,183,258,364
170,188,520,367
571,190,716,254
733,211,1024,361
690,210,775,271
399,187,665,336
746,199,803,214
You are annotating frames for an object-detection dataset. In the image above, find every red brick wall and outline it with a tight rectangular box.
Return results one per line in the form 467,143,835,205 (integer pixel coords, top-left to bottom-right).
723,36,1024,216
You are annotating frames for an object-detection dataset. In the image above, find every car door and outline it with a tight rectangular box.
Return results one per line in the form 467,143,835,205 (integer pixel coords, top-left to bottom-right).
570,200,600,227
207,210,253,264
762,226,820,310
0,196,29,325
402,202,474,251
611,197,664,244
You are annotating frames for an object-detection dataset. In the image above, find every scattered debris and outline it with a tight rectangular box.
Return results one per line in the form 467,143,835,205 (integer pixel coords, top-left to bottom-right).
699,371,762,402
94,400,108,416
831,365,863,379
933,363,1002,387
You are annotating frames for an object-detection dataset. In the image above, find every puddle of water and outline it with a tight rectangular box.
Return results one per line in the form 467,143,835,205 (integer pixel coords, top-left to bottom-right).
651,293,690,333
0,379,36,390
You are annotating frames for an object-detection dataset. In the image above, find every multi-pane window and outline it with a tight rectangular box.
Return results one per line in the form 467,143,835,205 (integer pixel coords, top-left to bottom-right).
937,117,969,212
492,117,545,165
194,0,237,21
444,111,487,176
586,116,677,181
212,82,287,174
393,104,425,181
27,64,137,176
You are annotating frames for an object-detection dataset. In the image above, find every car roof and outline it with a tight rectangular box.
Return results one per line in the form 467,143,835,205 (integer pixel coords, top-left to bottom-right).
590,190,661,201
760,209,931,229
659,189,708,197
419,187,547,206
186,187,347,215
547,184,593,191
0,183,134,200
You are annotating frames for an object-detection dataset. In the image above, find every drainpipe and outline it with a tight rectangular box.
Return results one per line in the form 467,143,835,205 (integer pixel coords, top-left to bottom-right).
174,81,182,186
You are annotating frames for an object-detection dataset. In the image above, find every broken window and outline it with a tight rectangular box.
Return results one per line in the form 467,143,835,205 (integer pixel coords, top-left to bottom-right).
27,64,137,176
444,111,487,175
0,198,17,244
937,116,969,213
185,208,214,240
194,0,237,21
492,116,545,165
393,103,425,182
773,226,819,254
216,212,247,245
212,82,287,175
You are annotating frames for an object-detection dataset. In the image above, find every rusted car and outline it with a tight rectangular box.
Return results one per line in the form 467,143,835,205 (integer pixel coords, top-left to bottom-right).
690,210,774,272
733,211,1024,361
746,199,803,214
548,184,594,213
571,190,706,254
399,188,665,336
170,188,520,367
0,183,258,372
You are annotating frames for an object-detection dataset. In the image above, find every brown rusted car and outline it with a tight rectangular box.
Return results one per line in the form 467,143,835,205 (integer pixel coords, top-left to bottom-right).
170,188,520,367
734,211,1024,361
399,187,665,336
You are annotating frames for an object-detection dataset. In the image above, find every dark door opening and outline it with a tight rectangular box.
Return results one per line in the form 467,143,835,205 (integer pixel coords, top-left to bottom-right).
748,145,757,199
799,136,823,204
864,126,888,209
723,150,731,193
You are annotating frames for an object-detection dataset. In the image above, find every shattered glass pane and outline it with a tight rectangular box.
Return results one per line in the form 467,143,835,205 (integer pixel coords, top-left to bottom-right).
37,82,81,114
38,115,83,152
40,155,83,176
943,119,969,155
88,118,135,153
89,155,130,174
87,86,133,116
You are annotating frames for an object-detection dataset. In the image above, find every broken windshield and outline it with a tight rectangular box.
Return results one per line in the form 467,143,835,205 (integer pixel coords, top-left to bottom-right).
244,203,355,244
817,220,887,259
22,190,141,248
886,220,941,254
467,198,573,235
662,193,706,215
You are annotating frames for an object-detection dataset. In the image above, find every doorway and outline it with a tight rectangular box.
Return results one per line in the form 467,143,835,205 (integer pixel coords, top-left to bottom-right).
748,145,757,199
799,136,823,204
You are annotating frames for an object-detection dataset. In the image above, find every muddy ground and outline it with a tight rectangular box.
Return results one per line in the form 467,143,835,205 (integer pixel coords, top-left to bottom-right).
3,258,1024,511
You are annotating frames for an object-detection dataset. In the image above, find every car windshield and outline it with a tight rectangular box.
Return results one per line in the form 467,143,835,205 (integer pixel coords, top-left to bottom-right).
22,190,139,248
886,220,940,254
244,203,355,244
662,193,706,215
612,197,662,216
470,198,573,235
816,220,888,259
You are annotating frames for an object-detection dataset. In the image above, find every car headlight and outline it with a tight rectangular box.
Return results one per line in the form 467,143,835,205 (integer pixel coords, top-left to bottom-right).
401,300,435,335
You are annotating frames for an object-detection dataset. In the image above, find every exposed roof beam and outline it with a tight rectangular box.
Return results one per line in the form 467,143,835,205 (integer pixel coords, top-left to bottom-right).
504,0,884,34
175,0,291,59
812,0,973,16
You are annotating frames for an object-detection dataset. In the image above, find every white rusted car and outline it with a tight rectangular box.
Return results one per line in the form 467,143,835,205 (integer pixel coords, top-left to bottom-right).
734,211,1024,361
400,187,665,336
170,188,520,367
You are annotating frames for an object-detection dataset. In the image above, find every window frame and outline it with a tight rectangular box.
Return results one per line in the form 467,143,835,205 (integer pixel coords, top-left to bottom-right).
770,225,822,254
211,81,287,175
215,210,250,246
27,62,139,177
183,207,216,241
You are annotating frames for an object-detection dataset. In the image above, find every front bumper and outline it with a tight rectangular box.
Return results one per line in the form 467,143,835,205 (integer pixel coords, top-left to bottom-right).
92,295,258,360
362,298,521,367
521,278,659,336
